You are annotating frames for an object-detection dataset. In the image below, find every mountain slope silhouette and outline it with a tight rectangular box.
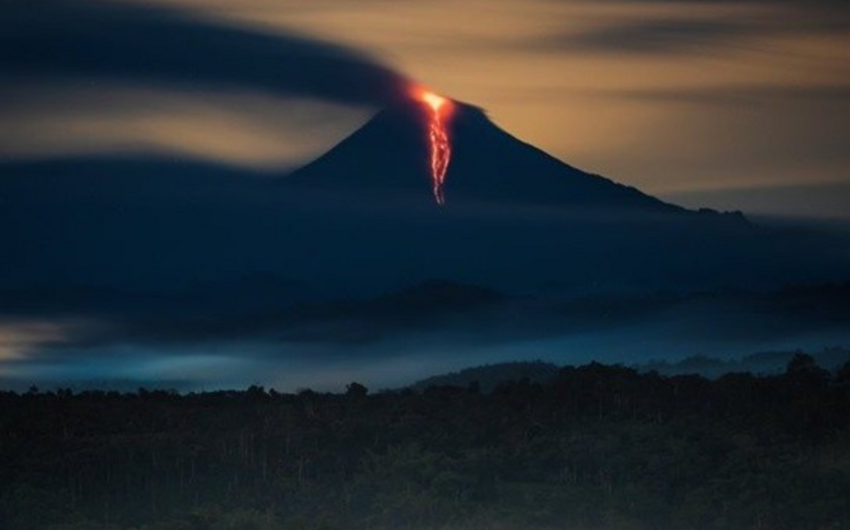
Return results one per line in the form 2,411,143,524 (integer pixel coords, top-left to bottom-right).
282,100,683,214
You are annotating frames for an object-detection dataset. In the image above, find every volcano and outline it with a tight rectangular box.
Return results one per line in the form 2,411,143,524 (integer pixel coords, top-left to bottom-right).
1,97,847,309
282,99,683,214
257,97,845,296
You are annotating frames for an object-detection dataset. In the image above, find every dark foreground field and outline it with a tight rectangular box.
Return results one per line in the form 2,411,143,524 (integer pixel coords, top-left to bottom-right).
2,356,850,530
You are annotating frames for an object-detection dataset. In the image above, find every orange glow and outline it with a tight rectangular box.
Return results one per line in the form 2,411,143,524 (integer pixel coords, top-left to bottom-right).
422,91,446,112
417,90,453,205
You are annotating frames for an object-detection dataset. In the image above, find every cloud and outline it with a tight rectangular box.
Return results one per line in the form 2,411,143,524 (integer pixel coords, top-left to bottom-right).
0,320,78,363
554,17,751,55
0,0,412,107
599,0,847,9
534,0,849,56
3,280,850,392
585,84,850,105
0,84,369,168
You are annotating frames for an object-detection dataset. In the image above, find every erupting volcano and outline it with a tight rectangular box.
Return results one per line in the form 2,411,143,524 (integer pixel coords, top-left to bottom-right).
7,88,838,306
418,90,453,205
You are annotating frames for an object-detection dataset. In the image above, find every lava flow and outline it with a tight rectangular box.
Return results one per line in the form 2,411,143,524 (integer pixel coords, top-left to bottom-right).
418,90,453,205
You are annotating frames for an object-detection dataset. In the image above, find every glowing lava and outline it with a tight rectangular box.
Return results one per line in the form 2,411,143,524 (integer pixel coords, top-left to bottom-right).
418,90,453,205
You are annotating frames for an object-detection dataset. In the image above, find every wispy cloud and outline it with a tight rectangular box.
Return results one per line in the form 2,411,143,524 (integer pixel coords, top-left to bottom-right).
0,0,412,106
535,0,850,57
544,17,753,55
580,84,850,105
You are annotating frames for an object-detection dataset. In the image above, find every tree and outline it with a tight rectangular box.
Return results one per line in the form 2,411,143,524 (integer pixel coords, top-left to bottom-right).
785,353,830,385
345,382,368,399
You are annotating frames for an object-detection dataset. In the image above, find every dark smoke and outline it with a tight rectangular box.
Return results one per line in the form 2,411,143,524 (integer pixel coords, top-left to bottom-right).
0,0,411,107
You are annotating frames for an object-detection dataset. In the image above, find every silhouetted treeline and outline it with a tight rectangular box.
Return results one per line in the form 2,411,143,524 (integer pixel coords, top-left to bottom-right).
2,355,850,530
411,360,560,393
409,348,850,391
639,347,850,378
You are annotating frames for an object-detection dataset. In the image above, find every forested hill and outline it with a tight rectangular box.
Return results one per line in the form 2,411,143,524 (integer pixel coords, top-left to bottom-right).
410,361,560,393
407,349,850,391
2,355,850,530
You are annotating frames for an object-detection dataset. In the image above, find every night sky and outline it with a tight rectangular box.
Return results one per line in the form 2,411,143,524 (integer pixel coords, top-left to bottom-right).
1,0,849,390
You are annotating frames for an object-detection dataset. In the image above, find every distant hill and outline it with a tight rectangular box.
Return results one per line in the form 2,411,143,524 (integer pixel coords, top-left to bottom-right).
410,348,850,392
640,347,850,378
410,361,560,393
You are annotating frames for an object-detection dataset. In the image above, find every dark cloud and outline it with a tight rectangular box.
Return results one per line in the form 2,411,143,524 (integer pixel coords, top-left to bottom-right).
540,0,849,56
3,278,850,392
591,84,850,105
0,0,411,107
561,18,752,55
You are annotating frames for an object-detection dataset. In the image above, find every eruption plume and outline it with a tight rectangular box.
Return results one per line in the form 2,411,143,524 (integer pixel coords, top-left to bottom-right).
417,90,453,205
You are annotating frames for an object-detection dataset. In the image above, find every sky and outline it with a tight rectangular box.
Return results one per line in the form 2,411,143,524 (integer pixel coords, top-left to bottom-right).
2,0,849,218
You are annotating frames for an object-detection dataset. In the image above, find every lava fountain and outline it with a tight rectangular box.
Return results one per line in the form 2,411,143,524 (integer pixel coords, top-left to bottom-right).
417,90,453,205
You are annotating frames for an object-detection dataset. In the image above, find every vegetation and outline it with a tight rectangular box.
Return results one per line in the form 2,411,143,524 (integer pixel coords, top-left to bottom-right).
2,354,850,530
639,347,850,378
411,361,560,393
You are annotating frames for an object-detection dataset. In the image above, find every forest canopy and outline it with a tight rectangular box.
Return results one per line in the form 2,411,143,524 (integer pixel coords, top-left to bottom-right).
2,355,849,530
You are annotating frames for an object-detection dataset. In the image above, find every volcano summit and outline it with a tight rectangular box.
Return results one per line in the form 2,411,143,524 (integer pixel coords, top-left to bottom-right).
283,97,681,215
